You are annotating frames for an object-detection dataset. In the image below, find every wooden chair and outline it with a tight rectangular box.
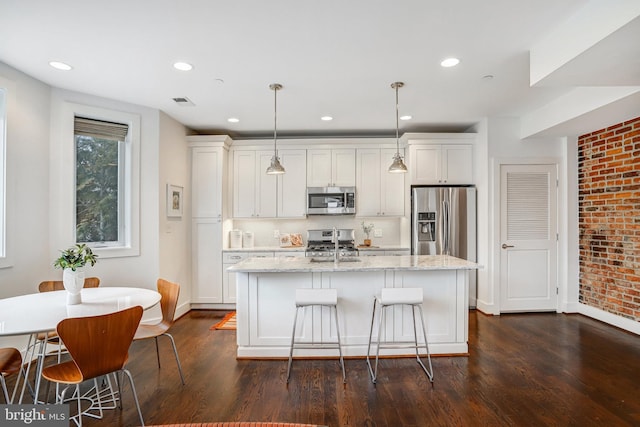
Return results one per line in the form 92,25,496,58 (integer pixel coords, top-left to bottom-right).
38,276,100,292
0,348,23,403
42,306,145,427
133,278,185,384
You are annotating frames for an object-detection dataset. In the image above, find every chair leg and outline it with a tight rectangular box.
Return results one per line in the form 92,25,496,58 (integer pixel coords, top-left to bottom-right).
154,337,161,369
121,369,144,427
286,305,300,383
332,305,346,383
366,297,378,383
1,375,9,403
415,304,434,382
162,333,186,385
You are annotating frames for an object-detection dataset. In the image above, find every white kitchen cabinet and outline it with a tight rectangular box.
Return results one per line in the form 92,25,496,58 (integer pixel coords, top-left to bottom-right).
277,149,307,218
189,136,230,306
307,148,356,187
356,148,405,217
223,251,275,303
233,150,277,218
410,144,473,185
192,219,223,303
192,146,226,218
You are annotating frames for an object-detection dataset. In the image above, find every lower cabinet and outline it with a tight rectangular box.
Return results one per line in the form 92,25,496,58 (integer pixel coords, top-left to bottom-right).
223,251,276,303
192,220,223,303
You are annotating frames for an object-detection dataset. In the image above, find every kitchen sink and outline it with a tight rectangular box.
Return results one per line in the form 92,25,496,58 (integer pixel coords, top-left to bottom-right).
310,257,361,263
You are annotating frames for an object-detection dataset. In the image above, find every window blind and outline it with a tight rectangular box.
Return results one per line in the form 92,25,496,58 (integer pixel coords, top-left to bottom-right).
74,116,129,141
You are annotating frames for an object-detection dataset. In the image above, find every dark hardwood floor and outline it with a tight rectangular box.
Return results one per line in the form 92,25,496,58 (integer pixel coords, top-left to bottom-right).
19,309,640,426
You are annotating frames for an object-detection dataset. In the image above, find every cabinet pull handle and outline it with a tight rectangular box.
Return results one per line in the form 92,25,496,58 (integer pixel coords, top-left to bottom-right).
501,244,514,249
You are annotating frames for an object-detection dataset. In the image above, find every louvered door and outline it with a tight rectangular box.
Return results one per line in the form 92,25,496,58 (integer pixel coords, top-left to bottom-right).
499,164,558,312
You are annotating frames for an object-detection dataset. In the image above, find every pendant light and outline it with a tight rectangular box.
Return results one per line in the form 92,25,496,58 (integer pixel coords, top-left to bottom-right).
388,81,408,173
266,83,285,175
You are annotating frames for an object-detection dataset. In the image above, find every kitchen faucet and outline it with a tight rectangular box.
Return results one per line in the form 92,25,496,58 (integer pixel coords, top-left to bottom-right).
332,227,339,262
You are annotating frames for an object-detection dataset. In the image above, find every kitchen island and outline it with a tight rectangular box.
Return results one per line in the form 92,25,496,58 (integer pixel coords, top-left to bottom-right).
228,255,480,358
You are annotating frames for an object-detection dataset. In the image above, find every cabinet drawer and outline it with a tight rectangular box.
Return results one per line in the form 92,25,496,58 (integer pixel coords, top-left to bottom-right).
223,251,275,263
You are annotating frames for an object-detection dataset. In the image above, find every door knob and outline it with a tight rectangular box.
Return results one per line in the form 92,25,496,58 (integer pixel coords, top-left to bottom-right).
501,244,514,249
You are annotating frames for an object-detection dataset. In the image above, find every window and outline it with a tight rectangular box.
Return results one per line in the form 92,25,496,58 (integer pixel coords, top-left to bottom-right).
60,102,140,259
74,117,129,246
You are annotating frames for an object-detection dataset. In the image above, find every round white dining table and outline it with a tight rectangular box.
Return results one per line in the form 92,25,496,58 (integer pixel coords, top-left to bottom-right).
0,286,161,403
0,287,161,336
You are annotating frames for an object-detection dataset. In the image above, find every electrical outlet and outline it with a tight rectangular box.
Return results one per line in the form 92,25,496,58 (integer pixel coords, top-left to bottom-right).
374,229,383,238
273,229,280,238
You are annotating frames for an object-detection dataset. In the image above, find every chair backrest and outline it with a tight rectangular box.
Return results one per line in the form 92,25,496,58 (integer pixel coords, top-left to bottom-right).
56,305,143,381
157,278,180,328
39,277,101,292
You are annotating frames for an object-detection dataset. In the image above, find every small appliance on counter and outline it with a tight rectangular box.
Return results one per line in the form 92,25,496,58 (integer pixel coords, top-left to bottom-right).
243,231,254,248
305,229,359,258
229,229,243,249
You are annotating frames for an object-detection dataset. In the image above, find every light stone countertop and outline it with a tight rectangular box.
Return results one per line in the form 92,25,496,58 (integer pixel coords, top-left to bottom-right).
227,254,481,273
223,246,305,252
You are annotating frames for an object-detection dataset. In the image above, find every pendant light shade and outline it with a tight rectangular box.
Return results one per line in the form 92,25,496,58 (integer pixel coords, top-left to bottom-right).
388,81,408,173
266,83,285,175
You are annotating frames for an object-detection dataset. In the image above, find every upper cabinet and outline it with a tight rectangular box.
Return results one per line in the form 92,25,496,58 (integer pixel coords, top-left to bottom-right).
233,150,277,218
277,149,307,218
307,148,356,187
192,146,225,218
232,149,307,219
408,137,474,185
356,148,405,217
189,136,229,219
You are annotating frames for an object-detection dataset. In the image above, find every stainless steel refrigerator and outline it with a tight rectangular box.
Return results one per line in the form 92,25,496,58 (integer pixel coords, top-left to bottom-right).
411,185,477,307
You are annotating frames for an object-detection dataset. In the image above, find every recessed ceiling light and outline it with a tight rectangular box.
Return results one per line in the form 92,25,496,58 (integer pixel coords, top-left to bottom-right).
440,57,460,68
49,61,72,71
321,116,333,121
400,115,412,121
227,117,239,123
173,62,193,71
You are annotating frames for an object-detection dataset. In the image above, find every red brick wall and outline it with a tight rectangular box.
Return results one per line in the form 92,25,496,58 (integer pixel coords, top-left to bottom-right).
578,116,640,321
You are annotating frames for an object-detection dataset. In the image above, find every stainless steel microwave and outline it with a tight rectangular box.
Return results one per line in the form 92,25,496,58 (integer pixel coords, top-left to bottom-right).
307,186,356,215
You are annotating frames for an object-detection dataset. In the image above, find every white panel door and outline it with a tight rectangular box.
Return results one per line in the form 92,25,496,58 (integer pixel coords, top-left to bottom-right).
191,147,222,218
255,151,277,217
499,164,558,312
233,151,257,218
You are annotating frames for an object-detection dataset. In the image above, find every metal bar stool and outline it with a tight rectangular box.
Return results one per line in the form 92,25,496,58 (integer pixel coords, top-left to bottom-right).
366,287,434,383
286,288,346,383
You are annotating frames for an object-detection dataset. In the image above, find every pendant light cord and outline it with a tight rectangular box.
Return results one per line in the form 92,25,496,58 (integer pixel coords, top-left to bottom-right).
272,84,279,157
395,83,400,153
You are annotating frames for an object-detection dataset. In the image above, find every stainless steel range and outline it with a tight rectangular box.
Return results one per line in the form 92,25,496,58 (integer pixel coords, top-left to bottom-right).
306,228,359,258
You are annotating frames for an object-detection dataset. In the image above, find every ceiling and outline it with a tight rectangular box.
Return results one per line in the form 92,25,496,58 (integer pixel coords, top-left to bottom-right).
1,0,638,139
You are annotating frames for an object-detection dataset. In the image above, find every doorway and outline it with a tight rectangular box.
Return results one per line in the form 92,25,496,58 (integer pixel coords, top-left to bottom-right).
499,163,558,312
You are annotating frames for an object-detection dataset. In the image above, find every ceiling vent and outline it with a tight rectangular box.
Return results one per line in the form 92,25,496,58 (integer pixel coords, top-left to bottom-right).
172,97,195,106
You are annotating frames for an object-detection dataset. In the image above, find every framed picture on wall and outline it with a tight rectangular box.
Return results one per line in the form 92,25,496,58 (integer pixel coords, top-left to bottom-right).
167,184,183,217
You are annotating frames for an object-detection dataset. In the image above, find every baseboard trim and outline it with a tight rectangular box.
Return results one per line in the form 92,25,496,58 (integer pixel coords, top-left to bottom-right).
578,303,640,335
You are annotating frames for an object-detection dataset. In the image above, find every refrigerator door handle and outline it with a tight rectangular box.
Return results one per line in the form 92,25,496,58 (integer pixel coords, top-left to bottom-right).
442,199,450,255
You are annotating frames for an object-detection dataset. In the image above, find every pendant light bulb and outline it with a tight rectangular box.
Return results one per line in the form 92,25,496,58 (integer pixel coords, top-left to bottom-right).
266,83,285,175
388,81,408,173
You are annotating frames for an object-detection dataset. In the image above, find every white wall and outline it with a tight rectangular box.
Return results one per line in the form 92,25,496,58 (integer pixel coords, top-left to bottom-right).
158,111,191,317
0,64,50,349
0,62,174,350
479,116,567,314
0,64,52,297
48,88,161,292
